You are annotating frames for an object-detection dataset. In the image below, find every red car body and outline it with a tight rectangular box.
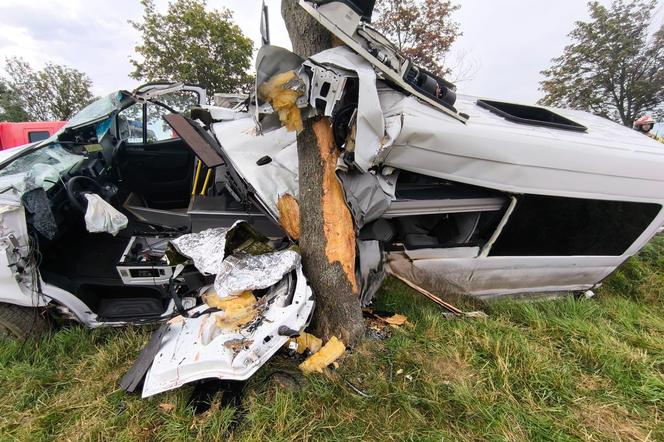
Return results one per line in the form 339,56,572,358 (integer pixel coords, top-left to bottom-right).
0,121,67,150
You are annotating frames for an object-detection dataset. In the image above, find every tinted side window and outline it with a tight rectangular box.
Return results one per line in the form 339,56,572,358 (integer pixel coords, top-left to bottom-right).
489,195,661,256
28,131,50,143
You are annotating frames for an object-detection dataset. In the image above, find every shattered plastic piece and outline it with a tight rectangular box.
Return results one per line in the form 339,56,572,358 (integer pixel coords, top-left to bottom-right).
213,250,300,298
357,239,385,306
83,193,128,236
299,336,346,374
258,71,304,133
287,332,323,355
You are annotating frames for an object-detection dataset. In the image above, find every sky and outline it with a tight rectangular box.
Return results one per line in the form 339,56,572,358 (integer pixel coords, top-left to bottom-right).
0,0,663,113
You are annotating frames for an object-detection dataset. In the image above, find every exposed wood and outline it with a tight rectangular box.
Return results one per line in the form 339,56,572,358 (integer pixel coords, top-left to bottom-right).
277,193,301,240
314,119,358,293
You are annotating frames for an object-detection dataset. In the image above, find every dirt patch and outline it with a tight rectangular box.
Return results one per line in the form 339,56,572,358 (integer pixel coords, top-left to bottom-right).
577,373,602,392
416,351,476,385
575,400,651,441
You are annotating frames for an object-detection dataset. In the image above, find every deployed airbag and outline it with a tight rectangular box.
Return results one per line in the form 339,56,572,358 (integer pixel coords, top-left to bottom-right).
84,194,128,236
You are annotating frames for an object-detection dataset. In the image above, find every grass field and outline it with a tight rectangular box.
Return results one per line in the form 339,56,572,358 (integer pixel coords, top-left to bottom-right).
1,236,662,441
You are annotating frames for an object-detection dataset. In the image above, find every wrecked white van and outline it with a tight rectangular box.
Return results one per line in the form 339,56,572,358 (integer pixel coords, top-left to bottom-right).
220,0,664,304
0,0,662,397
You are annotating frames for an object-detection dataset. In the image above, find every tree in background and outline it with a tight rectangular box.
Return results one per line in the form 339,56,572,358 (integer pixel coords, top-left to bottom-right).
0,79,30,122
373,0,461,77
129,0,253,96
539,0,664,126
2,57,93,121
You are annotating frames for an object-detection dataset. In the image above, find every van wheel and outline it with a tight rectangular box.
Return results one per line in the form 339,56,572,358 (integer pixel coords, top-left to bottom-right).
0,303,48,339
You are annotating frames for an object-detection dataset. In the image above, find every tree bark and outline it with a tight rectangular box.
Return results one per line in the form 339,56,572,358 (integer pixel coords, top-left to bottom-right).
281,0,364,346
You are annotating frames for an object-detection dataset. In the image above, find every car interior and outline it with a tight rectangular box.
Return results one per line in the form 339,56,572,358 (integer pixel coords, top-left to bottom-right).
24,91,276,322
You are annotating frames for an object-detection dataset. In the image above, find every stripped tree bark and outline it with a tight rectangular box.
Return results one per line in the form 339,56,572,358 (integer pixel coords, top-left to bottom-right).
281,0,364,346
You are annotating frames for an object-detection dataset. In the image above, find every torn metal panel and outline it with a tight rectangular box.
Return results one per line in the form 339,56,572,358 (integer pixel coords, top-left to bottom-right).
382,93,664,203
133,83,207,107
211,118,298,217
141,265,313,398
387,251,621,300
304,63,350,117
307,47,386,171
337,166,397,228
298,0,465,123
357,239,385,306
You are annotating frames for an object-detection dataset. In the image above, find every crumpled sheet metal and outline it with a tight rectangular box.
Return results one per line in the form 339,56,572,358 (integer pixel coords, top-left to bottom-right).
337,167,397,228
308,47,386,172
214,250,301,298
170,221,300,300
170,221,243,274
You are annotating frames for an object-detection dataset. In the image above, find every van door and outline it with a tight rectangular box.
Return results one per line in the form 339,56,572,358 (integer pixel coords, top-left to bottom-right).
115,87,204,210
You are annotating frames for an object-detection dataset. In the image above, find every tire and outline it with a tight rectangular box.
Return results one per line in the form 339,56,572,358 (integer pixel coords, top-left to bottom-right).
0,303,49,339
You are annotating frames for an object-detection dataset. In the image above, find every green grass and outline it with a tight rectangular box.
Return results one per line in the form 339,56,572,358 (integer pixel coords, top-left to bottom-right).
1,236,663,441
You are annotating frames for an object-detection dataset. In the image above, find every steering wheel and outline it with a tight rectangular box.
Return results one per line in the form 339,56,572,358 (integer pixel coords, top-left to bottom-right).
66,176,106,212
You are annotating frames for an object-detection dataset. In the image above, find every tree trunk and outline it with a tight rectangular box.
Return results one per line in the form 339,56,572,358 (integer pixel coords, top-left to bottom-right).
281,0,364,346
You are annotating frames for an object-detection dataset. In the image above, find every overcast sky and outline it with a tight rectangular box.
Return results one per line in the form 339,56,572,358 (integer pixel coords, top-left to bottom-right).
0,0,663,105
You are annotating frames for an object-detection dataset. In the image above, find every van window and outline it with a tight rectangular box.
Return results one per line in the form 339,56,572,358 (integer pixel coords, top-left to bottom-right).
477,99,587,132
489,195,661,256
374,172,508,255
28,131,50,143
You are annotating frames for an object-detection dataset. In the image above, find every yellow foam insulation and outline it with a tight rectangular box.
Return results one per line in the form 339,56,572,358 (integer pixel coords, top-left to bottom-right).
299,336,346,374
204,290,258,330
258,70,304,133
277,193,301,240
313,118,358,293
288,332,323,354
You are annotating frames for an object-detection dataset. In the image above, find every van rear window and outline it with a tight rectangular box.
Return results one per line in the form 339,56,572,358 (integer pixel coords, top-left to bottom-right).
477,99,587,132
489,195,660,256
28,131,50,143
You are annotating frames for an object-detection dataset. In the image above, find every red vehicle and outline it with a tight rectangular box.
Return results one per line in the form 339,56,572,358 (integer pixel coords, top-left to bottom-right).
0,121,67,150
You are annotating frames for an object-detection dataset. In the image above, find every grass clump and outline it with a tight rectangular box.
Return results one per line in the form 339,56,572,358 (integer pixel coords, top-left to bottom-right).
1,236,663,441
